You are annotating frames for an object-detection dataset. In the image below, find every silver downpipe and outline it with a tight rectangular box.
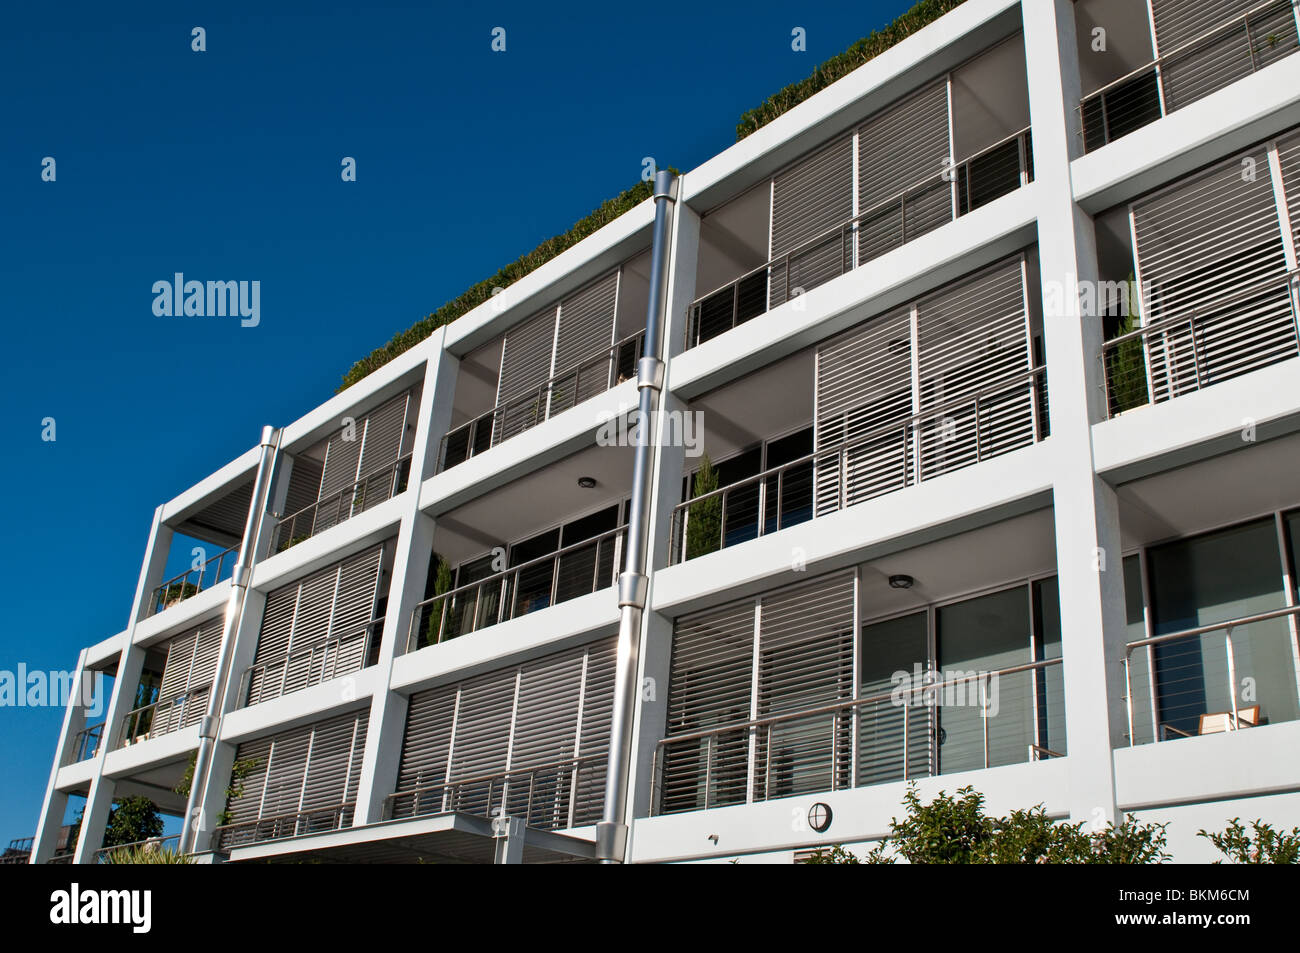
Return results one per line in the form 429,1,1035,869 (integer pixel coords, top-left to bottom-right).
597,170,678,863
177,425,280,854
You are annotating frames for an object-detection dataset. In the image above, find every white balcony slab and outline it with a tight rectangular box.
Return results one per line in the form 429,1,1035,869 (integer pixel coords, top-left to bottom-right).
85,631,127,669
252,492,407,592
629,757,1068,864
102,724,200,778
54,758,97,793
218,670,384,743
131,581,230,647
390,586,621,695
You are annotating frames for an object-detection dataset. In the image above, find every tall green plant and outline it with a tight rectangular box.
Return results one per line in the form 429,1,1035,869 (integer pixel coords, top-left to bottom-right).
1107,273,1150,414
423,555,454,647
684,454,722,560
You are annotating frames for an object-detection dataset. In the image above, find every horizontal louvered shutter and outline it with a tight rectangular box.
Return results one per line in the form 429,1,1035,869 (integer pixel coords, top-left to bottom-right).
393,638,615,829
153,617,224,735
496,307,558,443
815,308,914,516
755,573,856,800
1152,0,1299,111
1132,146,1296,403
248,546,382,703
770,135,854,309
916,257,1033,479
354,392,410,511
662,598,755,813
222,712,367,848
1276,130,1300,253
857,81,952,265
550,271,619,414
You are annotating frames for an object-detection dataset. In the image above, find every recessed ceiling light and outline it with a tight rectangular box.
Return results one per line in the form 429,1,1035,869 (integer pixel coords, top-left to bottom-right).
888,574,914,590
577,476,597,489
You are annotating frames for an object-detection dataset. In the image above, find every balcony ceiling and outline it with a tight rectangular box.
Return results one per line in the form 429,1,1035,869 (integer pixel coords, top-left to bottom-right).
1074,0,1156,97
435,441,636,565
174,477,253,547
692,348,814,461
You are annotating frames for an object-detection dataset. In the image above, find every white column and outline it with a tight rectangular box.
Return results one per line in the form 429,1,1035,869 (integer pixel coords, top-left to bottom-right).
355,332,458,825
30,648,89,863
1023,0,1131,826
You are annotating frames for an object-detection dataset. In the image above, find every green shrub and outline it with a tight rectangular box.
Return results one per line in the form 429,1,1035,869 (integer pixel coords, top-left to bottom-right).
102,845,193,865
684,454,722,560
1199,818,1300,864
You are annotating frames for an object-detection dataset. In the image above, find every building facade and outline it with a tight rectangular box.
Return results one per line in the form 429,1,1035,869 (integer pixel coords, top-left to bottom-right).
33,0,1300,863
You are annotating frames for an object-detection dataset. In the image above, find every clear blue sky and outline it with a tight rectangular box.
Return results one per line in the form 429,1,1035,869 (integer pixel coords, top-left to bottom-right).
0,0,913,844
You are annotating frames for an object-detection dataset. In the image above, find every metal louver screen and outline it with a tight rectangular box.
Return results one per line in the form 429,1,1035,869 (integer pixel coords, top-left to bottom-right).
393,637,616,830
915,257,1033,479
354,392,410,511
551,270,618,416
496,306,558,443
313,391,412,532
1278,130,1300,251
222,711,367,848
660,570,857,814
1152,0,1300,112
248,545,383,704
770,135,854,309
815,307,914,517
153,616,224,735
857,80,952,266
1132,147,1296,403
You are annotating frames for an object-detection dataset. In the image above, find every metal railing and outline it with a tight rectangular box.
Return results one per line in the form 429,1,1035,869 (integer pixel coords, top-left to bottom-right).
652,657,1064,815
408,526,626,651
1123,604,1300,747
686,127,1034,349
270,453,413,555
1079,0,1300,151
241,618,384,706
671,367,1047,563
385,754,604,832
149,542,240,616
68,723,103,763
0,838,33,865
119,687,210,748
96,833,182,863
1102,271,1300,417
439,330,645,472
212,803,355,852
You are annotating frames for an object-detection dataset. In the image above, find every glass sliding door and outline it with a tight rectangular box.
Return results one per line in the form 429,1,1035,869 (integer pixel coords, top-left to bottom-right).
858,611,930,786
1147,518,1296,737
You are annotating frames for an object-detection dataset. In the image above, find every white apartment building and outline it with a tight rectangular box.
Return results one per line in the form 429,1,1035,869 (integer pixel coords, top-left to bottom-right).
31,0,1300,864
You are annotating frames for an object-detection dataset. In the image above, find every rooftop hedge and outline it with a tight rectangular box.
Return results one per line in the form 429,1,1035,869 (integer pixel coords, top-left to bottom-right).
337,0,966,392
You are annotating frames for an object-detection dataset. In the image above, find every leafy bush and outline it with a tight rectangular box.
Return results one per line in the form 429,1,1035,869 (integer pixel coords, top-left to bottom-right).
103,796,164,849
102,844,193,865
1199,818,1300,864
806,784,1171,864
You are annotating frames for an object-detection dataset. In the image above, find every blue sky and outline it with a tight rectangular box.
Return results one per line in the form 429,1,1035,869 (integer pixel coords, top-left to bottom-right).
0,0,914,844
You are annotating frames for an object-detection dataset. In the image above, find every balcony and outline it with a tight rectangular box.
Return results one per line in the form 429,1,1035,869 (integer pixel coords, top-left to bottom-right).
119,690,207,748
215,804,355,852
655,510,1063,815
1076,0,1300,153
241,618,384,706
149,542,238,616
689,33,1033,350
66,723,103,764
271,453,412,555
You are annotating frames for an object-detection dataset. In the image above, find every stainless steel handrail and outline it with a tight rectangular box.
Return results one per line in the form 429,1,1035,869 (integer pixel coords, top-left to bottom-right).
271,452,413,554
69,723,103,763
686,126,1033,343
672,366,1046,561
212,803,355,850
242,617,384,705
1123,604,1300,747
439,330,645,471
651,657,1062,813
118,689,208,748
150,542,240,616
408,525,626,651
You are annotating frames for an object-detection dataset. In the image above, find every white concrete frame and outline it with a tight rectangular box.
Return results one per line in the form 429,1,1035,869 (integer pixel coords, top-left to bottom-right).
33,0,1300,863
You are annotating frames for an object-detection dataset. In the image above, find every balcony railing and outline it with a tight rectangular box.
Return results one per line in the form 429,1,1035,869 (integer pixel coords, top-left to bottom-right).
0,838,33,865
1123,604,1300,746
270,453,412,555
1102,271,1300,417
149,542,240,616
385,754,605,832
96,834,181,863
672,367,1047,563
408,526,625,651
686,127,1034,349
119,687,210,748
1079,0,1300,152
440,330,645,472
652,657,1064,815
213,803,355,852
241,618,384,706
68,723,103,763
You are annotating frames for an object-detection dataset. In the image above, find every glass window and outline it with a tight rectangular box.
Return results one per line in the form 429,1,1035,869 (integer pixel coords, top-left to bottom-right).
1031,577,1066,756
1147,518,1295,738
858,612,929,786
1122,554,1156,745
936,586,1032,773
